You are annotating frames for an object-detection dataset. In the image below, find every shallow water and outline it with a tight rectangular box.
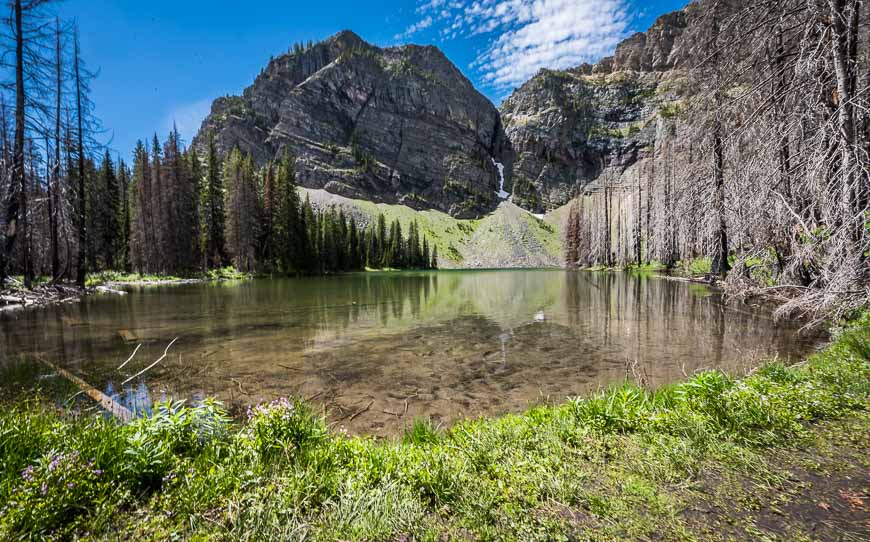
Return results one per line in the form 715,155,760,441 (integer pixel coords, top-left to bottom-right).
0,270,821,436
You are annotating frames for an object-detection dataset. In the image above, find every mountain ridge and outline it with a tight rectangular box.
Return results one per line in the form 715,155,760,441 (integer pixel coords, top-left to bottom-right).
193,29,514,219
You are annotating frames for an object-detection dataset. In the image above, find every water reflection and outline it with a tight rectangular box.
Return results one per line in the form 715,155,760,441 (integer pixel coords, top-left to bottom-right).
0,271,821,436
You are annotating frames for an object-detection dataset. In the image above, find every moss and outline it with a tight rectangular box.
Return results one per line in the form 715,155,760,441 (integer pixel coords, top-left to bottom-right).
659,102,682,119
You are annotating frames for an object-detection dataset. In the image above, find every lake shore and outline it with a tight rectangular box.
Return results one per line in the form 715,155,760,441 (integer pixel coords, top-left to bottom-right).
0,269,252,312
1,313,867,540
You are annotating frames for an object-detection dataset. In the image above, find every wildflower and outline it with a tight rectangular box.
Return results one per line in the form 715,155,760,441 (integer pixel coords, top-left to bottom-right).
41,483,47,496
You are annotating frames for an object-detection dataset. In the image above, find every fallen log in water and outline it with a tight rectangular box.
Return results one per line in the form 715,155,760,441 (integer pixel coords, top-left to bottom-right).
37,357,133,422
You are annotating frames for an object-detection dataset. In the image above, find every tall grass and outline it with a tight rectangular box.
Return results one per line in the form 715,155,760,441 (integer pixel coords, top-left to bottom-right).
1,314,867,540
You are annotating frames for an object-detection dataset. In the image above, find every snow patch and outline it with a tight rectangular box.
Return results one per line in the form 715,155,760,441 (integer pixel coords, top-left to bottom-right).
491,158,509,199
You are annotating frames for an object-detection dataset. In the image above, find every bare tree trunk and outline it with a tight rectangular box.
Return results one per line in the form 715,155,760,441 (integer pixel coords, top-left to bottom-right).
2,0,26,287
711,120,730,278
603,157,612,267
828,0,858,231
74,27,86,288
635,170,642,266
50,18,62,281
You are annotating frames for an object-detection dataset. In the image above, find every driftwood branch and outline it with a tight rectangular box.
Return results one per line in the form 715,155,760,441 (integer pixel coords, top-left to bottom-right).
120,337,178,387
116,343,142,371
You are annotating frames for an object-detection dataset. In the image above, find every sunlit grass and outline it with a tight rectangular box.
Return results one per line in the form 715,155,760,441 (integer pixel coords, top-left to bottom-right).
84,267,249,287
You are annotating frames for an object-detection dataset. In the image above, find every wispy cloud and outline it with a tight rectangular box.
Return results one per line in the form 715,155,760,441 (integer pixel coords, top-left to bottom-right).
394,15,434,40
401,0,630,92
164,99,212,147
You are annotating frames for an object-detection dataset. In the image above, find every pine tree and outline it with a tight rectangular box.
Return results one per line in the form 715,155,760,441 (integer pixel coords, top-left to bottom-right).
337,209,348,270
375,213,386,268
203,134,225,269
303,194,318,273
422,237,430,270
393,220,404,268
348,216,360,270
96,150,120,269
150,134,165,272
130,140,152,273
365,225,376,268
119,159,132,273
273,152,308,274
84,157,98,272
431,245,438,269
259,161,277,270
187,147,203,271
224,150,259,272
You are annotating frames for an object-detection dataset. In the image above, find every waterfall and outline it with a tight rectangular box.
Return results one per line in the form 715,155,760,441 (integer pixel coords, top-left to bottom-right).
491,158,509,199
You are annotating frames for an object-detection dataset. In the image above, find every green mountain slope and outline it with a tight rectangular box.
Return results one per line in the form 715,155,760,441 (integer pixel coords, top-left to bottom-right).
301,188,562,268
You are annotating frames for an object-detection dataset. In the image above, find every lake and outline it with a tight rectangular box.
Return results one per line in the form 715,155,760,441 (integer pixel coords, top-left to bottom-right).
0,270,822,436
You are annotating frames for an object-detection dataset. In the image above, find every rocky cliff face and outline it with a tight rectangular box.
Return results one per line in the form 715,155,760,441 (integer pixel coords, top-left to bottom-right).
194,31,513,218
500,7,694,212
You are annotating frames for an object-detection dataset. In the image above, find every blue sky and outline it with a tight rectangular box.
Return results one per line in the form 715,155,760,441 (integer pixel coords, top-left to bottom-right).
57,0,686,159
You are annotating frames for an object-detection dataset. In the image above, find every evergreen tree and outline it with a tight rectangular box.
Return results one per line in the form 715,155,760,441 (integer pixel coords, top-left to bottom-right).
150,134,165,272
130,140,153,273
187,147,203,271
337,209,348,270
393,220,404,268
275,152,306,274
96,150,120,269
375,213,386,267
408,220,421,268
224,150,259,272
119,159,132,273
302,194,319,273
365,225,376,268
259,161,277,270
203,134,225,269
163,128,199,273
84,157,98,272
431,244,438,269
348,216,360,270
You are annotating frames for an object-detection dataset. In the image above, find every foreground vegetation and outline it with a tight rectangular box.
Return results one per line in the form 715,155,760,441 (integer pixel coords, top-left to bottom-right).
1,316,868,540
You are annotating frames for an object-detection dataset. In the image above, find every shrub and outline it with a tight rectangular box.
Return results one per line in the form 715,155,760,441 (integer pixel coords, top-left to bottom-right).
245,398,327,463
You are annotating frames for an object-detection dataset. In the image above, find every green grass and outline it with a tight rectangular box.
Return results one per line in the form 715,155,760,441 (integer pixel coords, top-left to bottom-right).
1,315,868,540
85,267,249,287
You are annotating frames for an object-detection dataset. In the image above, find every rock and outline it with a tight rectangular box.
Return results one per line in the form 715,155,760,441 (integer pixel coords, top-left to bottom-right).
500,70,661,212
194,31,513,219
599,11,688,74
499,2,696,213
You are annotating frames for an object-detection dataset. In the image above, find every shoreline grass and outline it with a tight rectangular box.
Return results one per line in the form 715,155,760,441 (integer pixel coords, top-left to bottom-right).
1,315,867,540
85,266,251,287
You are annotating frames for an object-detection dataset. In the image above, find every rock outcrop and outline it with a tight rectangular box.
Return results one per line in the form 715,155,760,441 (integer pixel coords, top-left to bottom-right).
194,31,513,218
500,5,694,212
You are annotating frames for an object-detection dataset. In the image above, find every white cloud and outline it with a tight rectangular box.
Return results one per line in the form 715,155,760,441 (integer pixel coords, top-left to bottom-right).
394,15,434,40
402,0,630,92
164,99,212,147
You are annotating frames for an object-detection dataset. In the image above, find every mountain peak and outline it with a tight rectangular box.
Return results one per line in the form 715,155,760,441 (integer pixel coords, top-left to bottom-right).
325,29,367,49
194,30,513,218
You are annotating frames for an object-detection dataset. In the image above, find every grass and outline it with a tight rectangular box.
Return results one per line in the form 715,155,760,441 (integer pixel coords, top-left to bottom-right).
0,315,868,540
85,267,250,287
